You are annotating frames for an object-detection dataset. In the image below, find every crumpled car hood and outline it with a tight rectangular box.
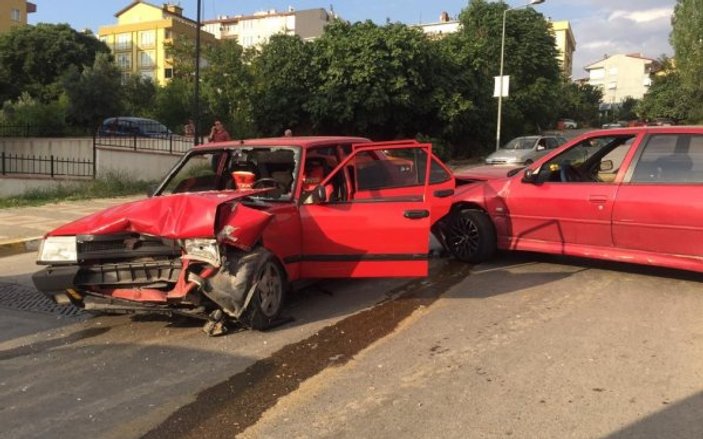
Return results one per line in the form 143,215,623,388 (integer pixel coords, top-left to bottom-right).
47,191,270,239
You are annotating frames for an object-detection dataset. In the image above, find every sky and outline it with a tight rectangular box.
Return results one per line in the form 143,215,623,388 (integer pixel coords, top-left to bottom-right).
29,0,676,77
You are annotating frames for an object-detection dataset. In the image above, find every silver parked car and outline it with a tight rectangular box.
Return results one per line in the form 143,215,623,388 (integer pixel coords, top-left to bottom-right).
484,135,567,165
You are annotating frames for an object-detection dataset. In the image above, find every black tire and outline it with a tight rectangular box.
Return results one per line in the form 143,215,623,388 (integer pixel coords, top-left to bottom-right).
238,249,286,330
444,209,496,263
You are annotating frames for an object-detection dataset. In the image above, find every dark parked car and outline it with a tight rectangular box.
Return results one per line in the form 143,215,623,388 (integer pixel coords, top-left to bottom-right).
98,117,172,138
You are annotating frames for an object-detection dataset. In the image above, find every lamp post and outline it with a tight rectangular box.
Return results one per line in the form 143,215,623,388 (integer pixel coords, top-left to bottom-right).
495,0,545,151
193,0,202,147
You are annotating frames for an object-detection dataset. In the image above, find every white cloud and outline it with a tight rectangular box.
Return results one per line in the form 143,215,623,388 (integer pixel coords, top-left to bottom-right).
567,2,675,77
608,7,673,23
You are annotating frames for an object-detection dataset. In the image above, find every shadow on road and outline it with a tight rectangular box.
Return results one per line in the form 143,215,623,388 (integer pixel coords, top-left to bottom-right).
605,390,703,438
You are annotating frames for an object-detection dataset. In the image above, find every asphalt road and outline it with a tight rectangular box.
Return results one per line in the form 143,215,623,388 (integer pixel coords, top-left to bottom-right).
1,251,702,438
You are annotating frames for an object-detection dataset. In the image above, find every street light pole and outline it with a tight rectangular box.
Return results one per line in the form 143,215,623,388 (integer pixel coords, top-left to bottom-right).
193,0,202,147
495,0,546,151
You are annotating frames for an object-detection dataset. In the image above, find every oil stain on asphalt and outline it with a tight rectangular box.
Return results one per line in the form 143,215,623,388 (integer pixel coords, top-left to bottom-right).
143,260,471,439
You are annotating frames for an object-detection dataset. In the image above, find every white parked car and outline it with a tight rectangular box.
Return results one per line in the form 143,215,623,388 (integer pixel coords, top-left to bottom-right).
484,135,568,166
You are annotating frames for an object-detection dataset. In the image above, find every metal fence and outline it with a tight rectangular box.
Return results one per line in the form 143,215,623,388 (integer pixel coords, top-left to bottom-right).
0,152,94,178
94,134,195,155
0,125,93,138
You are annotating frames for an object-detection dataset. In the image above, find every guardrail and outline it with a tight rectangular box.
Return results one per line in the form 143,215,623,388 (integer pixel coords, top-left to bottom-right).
0,152,94,178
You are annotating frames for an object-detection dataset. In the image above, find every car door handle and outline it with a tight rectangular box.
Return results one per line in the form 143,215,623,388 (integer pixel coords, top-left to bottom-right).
434,189,454,198
404,209,430,219
589,195,608,203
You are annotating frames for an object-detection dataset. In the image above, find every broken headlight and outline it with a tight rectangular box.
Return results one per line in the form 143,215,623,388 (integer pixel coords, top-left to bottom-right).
37,236,77,264
183,238,221,267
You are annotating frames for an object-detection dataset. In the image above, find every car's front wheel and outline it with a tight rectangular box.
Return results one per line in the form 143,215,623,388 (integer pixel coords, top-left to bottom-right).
238,248,286,330
443,209,496,263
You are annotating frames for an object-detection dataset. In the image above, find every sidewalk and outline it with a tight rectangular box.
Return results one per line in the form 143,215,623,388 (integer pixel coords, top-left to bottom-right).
0,195,143,257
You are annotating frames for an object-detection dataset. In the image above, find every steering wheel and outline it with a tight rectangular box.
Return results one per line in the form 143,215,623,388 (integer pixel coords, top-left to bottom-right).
559,163,582,182
251,178,287,192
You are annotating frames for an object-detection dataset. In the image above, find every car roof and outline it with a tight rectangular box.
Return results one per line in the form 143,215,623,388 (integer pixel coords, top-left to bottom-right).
588,125,703,135
194,136,372,150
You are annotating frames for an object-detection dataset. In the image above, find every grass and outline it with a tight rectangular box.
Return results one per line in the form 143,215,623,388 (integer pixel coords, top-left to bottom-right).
0,172,156,209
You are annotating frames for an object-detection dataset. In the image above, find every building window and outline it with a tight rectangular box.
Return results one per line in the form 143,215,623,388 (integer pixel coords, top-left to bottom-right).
11,8,21,22
590,68,605,80
607,81,617,90
140,71,155,81
139,51,155,68
116,33,132,51
608,67,618,76
116,53,132,70
139,30,156,48
164,68,173,79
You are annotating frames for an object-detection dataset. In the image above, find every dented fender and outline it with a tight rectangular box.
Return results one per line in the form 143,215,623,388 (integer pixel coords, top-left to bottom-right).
216,203,273,251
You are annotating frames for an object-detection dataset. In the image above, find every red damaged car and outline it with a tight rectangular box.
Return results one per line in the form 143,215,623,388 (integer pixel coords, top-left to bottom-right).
33,137,464,335
452,125,703,274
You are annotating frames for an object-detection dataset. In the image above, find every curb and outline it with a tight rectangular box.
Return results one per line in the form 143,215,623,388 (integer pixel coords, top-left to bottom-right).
0,237,42,258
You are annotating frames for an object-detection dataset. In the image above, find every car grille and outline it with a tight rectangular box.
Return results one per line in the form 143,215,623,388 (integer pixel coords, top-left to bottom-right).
77,233,180,261
75,259,182,287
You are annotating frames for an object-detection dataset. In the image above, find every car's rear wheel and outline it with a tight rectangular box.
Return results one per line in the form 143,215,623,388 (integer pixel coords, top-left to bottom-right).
444,209,496,263
238,250,286,330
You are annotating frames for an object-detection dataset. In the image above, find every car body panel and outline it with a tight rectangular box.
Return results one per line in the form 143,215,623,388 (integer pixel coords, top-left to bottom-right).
47,191,270,242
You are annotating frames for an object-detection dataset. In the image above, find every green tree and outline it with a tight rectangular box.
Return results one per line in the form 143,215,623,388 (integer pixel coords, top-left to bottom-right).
200,39,256,138
669,2,703,122
671,0,703,93
62,53,123,129
306,20,439,139
0,23,109,102
557,81,602,127
122,74,157,118
457,0,561,145
637,70,697,122
250,34,314,136
153,78,194,134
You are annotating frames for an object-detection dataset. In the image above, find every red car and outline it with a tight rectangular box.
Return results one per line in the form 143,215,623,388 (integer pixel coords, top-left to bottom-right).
33,137,456,335
450,126,703,274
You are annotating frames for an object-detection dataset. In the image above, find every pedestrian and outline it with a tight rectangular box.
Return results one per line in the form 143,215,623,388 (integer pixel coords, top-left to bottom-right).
208,119,231,143
184,119,195,137
284,128,293,137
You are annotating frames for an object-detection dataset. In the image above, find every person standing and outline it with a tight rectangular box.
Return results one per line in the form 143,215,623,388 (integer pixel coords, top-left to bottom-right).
208,119,231,142
184,119,195,137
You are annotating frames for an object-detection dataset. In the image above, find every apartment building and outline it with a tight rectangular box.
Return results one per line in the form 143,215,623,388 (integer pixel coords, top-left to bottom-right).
415,11,460,39
551,21,576,78
98,1,217,85
0,0,36,33
202,7,333,48
585,53,658,104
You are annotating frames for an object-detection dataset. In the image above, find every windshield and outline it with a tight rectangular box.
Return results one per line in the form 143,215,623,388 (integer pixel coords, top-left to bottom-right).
157,146,300,201
501,137,537,150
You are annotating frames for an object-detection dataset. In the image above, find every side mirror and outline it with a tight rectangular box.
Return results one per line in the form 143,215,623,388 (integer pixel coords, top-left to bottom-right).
522,168,539,184
599,160,614,172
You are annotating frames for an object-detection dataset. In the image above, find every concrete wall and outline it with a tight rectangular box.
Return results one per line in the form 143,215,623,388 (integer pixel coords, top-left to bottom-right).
96,146,181,179
0,137,93,158
0,138,184,197
0,175,92,198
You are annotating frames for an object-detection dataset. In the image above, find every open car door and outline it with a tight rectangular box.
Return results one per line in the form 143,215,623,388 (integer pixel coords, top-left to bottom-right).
298,142,433,278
